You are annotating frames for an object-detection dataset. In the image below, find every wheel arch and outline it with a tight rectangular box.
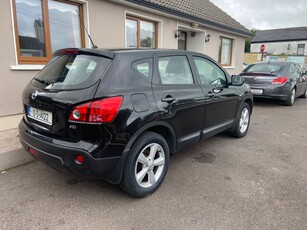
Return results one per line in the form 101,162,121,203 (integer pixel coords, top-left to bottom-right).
105,121,176,185
124,121,177,154
243,98,253,114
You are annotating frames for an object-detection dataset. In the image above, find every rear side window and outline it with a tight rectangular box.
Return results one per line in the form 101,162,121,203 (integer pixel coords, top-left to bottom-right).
158,56,193,85
34,54,111,90
132,58,152,81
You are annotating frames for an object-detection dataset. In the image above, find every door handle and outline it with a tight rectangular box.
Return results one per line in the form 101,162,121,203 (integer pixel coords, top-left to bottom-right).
161,95,175,103
206,92,220,100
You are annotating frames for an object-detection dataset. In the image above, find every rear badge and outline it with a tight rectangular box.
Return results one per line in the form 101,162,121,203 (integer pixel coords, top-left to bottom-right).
69,125,77,129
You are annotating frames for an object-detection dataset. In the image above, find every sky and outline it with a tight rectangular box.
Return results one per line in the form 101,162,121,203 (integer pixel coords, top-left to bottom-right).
210,0,307,30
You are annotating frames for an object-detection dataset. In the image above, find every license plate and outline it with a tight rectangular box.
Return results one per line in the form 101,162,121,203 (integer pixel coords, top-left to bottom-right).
251,89,263,94
27,106,53,125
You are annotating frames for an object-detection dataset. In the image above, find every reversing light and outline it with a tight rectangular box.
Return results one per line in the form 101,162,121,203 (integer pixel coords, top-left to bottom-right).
272,77,288,84
75,155,84,165
72,109,81,119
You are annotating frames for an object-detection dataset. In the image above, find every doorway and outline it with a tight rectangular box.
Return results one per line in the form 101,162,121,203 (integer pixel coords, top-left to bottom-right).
178,31,187,50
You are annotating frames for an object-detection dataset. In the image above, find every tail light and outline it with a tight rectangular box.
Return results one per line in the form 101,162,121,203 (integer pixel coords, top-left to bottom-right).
272,77,288,84
69,96,123,123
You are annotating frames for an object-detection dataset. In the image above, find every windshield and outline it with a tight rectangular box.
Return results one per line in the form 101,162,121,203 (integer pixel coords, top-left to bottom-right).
34,54,111,90
245,63,283,74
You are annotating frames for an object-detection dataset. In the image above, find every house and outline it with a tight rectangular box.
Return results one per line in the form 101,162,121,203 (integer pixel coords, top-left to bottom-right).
0,0,252,118
251,27,307,56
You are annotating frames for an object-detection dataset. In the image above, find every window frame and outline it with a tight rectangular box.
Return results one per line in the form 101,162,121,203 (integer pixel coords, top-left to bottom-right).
132,58,153,82
297,44,305,55
218,36,233,66
126,15,158,49
156,55,194,85
192,56,228,85
12,0,85,65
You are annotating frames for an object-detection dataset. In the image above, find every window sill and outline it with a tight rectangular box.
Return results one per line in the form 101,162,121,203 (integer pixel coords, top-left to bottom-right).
223,66,236,69
11,65,45,71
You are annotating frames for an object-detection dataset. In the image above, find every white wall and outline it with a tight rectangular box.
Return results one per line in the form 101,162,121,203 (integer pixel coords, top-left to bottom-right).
251,41,307,55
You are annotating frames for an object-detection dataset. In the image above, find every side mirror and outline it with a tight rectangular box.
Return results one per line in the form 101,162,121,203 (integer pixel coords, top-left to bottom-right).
231,75,245,86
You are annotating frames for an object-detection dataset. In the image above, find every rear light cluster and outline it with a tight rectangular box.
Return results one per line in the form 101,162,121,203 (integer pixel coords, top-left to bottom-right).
272,77,288,85
69,96,123,123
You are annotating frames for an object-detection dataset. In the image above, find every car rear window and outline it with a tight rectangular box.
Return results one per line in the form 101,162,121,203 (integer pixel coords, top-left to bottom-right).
245,64,283,73
33,54,111,90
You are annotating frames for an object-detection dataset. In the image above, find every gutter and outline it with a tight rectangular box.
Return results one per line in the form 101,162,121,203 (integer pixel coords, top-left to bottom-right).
122,0,254,37
252,38,307,44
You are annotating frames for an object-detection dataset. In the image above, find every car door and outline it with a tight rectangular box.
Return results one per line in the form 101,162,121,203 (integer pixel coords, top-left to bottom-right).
294,64,306,95
191,55,240,139
152,54,206,150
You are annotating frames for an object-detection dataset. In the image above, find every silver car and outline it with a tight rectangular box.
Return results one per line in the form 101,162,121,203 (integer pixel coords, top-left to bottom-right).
239,62,307,106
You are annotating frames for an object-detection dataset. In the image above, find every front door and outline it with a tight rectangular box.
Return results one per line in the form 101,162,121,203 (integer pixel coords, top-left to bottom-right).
178,31,187,50
152,54,205,150
191,56,239,139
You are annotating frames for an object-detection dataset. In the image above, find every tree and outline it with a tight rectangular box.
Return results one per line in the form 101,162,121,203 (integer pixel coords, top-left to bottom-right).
244,29,258,53
140,36,152,48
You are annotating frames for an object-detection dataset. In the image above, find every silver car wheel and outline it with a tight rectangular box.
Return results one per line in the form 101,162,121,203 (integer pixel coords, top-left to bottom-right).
239,108,249,134
291,88,296,104
135,143,165,188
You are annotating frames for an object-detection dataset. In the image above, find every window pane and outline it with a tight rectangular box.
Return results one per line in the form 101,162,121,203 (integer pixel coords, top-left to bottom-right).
48,0,82,53
297,44,305,55
133,61,150,78
126,19,137,48
15,0,46,57
193,57,226,85
220,38,232,65
35,54,111,90
158,56,193,85
140,21,155,48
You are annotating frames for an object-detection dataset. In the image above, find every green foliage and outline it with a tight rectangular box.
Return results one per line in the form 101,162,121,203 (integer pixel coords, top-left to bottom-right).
245,29,258,53
140,36,152,48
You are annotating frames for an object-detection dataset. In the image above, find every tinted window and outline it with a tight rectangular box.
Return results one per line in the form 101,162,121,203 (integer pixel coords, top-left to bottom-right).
34,54,111,90
158,56,193,85
295,64,302,74
246,64,282,73
290,65,297,74
193,57,226,85
132,59,152,80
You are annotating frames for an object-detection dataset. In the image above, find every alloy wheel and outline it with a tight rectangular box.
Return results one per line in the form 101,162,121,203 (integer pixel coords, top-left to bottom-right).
239,108,249,134
135,143,165,188
291,88,296,105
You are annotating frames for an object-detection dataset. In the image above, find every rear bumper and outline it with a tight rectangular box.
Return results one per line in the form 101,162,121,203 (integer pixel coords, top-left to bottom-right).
18,120,125,183
249,84,290,101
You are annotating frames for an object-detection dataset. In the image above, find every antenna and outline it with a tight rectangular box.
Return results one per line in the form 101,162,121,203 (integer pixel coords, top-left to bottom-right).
76,9,98,49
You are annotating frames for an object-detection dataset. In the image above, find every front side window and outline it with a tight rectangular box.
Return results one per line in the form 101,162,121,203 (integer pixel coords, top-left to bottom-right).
218,37,233,66
14,0,84,64
126,16,157,48
193,57,226,85
158,56,193,85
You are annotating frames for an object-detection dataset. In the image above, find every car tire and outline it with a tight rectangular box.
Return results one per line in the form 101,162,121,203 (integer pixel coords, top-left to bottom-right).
230,102,251,138
299,86,307,98
284,88,296,106
120,132,170,198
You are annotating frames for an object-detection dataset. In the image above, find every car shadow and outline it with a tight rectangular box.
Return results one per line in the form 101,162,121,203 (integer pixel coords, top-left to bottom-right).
253,98,284,107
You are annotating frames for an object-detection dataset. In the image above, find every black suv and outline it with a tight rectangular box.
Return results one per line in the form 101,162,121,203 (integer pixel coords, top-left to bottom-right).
19,49,253,197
